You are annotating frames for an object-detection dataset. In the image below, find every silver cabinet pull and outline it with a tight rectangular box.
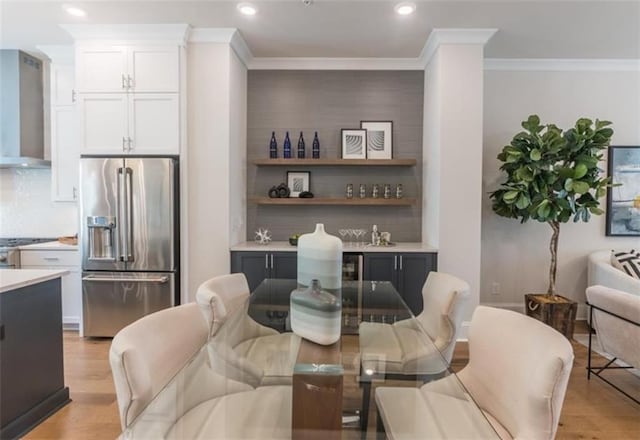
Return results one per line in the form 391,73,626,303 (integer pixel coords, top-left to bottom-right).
71,89,76,102
121,74,126,89
394,255,397,270
399,255,403,270
43,257,60,261
122,137,126,152
270,254,274,269
127,75,133,90
73,186,77,200
127,137,133,151
82,275,168,283
265,254,269,269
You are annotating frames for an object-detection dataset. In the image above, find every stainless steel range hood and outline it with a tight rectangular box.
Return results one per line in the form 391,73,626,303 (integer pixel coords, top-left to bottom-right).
0,50,49,168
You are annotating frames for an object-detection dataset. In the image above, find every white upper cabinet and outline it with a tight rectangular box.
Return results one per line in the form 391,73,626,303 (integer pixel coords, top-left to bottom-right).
51,106,80,201
76,44,179,93
128,94,180,154
77,94,129,154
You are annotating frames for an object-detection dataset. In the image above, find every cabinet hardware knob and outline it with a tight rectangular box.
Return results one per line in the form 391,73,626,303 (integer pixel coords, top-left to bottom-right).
122,137,126,151
128,137,133,151
399,255,403,270
73,187,77,199
128,75,133,90
71,89,76,102
265,254,269,269
122,74,126,89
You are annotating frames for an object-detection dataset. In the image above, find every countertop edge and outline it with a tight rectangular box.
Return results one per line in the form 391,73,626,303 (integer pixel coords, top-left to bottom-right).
0,269,70,294
19,241,78,251
230,241,438,253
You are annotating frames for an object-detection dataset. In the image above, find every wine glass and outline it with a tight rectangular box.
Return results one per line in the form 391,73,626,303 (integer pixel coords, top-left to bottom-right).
338,229,348,243
354,229,364,247
346,229,355,247
358,228,368,246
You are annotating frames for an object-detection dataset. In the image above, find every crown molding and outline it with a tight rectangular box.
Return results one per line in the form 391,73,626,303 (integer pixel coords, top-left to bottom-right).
60,24,190,45
229,30,253,68
36,45,74,63
485,58,640,72
188,28,236,43
248,57,423,70
419,28,498,67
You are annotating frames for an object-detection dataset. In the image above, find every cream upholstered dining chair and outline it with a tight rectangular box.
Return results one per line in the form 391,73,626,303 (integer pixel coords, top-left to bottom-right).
196,273,301,387
358,271,470,433
109,303,292,439
376,306,575,440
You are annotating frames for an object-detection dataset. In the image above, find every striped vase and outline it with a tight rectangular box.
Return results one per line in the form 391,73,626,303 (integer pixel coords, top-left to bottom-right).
297,223,343,293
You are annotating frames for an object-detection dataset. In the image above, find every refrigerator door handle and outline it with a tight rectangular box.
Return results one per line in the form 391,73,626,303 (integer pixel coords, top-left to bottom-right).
82,275,169,283
124,167,134,262
117,168,131,262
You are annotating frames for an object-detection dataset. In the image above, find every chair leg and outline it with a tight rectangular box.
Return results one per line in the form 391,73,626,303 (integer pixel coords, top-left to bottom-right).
361,379,372,439
376,407,386,440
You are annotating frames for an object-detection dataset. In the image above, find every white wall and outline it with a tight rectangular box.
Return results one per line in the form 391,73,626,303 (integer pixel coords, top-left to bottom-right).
482,69,640,316
0,168,77,237
186,42,247,301
423,44,485,317
229,49,247,246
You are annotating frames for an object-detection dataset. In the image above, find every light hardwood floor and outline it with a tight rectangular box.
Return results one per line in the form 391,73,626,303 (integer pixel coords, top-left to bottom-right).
24,324,640,440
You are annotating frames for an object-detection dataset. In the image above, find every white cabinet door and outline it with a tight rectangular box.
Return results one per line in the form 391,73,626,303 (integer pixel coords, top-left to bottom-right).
78,94,129,154
128,94,180,154
76,45,128,93
51,64,75,106
128,46,179,93
51,107,80,201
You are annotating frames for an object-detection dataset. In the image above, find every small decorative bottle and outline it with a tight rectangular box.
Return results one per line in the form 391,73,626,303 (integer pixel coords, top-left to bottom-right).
346,184,353,199
297,132,306,158
371,224,381,246
283,132,292,158
383,184,391,199
372,184,380,199
396,184,403,199
312,132,320,159
269,132,278,158
359,184,366,199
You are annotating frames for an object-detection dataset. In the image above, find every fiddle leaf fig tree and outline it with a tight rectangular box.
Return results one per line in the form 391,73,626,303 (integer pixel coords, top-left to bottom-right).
489,115,614,297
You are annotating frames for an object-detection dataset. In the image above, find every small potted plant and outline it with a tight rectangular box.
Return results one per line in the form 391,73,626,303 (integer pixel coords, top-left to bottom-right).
489,115,614,338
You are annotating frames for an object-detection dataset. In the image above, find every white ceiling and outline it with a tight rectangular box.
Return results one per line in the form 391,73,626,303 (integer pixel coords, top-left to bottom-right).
1,0,639,59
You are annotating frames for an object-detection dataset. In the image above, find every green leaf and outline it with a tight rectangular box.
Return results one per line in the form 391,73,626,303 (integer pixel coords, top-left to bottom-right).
574,163,588,179
589,207,604,215
572,181,590,194
530,149,542,161
564,178,574,192
503,191,519,203
516,194,530,209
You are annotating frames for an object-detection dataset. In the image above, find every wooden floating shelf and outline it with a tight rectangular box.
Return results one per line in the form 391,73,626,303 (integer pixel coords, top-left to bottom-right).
251,197,416,206
252,158,416,166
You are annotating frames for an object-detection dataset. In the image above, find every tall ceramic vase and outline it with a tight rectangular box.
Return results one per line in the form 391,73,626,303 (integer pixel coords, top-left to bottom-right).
297,223,343,293
293,223,343,345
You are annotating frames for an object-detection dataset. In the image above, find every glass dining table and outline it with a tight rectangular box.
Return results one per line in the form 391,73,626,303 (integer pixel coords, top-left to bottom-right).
123,279,499,439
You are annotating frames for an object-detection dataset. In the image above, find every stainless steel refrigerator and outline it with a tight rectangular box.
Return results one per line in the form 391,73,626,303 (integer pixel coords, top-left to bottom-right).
80,156,179,337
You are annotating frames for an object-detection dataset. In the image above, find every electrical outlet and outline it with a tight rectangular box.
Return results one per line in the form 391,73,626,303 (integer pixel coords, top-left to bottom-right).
491,282,500,296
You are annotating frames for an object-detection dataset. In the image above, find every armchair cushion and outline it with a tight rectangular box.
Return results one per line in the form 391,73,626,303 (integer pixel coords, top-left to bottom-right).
588,251,640,295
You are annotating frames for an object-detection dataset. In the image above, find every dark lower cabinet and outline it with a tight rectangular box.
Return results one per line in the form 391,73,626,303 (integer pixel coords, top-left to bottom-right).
363,252,437,315
231,251,298,291
0,278,70,439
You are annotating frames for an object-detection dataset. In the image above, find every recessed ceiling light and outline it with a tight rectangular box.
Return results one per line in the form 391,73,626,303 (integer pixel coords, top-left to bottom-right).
63,4,87,17
237,3,258,16
394,2,416,16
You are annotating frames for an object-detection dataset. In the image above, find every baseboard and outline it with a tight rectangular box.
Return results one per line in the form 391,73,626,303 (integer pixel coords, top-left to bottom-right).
62,316,80,332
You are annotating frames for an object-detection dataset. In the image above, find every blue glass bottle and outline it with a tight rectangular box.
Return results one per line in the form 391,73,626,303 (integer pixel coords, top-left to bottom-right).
269,132,278,158
312,132,320,159
283,131,292,159
297,132,306,159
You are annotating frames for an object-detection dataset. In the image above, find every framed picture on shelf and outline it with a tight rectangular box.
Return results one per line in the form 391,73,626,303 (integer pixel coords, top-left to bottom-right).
287,171,310,197
606,145,640,236
361,121,393,159
341,129,367,159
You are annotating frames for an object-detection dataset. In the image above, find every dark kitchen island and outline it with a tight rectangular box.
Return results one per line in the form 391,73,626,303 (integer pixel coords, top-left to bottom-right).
0,269,71,439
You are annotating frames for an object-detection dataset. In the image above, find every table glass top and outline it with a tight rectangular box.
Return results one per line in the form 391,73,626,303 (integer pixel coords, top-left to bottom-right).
124,279,498,439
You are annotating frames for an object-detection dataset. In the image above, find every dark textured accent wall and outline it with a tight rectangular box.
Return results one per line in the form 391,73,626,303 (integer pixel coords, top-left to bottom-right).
246,70,424,241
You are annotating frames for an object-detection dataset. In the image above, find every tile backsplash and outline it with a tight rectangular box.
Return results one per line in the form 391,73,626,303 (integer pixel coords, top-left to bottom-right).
0,168,77,237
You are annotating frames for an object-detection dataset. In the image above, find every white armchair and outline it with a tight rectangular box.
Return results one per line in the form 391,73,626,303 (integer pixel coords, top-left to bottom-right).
588,251,640,296
109,303,292,439
196,273,301,387
585,285,640,404
375,306,574,440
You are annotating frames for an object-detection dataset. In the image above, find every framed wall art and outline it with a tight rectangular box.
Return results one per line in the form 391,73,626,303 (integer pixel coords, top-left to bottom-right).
361,121,393,159
287,171,310,197
606,145,640,236
341,129,367,159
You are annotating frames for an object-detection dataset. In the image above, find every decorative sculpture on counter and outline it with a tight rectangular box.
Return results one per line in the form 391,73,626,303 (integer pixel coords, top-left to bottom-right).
254,228,272,245
269,132,278,158
283,132,292,158
299,191,314,198
297,132,305,159
290,279,341,345
312,132,320,159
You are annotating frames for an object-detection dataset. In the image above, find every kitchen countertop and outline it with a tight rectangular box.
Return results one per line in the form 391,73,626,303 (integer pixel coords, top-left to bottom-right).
19,241,78,251
230,241,438,253
0,269,69,294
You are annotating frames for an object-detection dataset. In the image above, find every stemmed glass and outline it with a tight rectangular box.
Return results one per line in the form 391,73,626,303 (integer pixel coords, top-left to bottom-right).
338,229,348,244
353,229,364,247
345,229,355,247
358,228,368,246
